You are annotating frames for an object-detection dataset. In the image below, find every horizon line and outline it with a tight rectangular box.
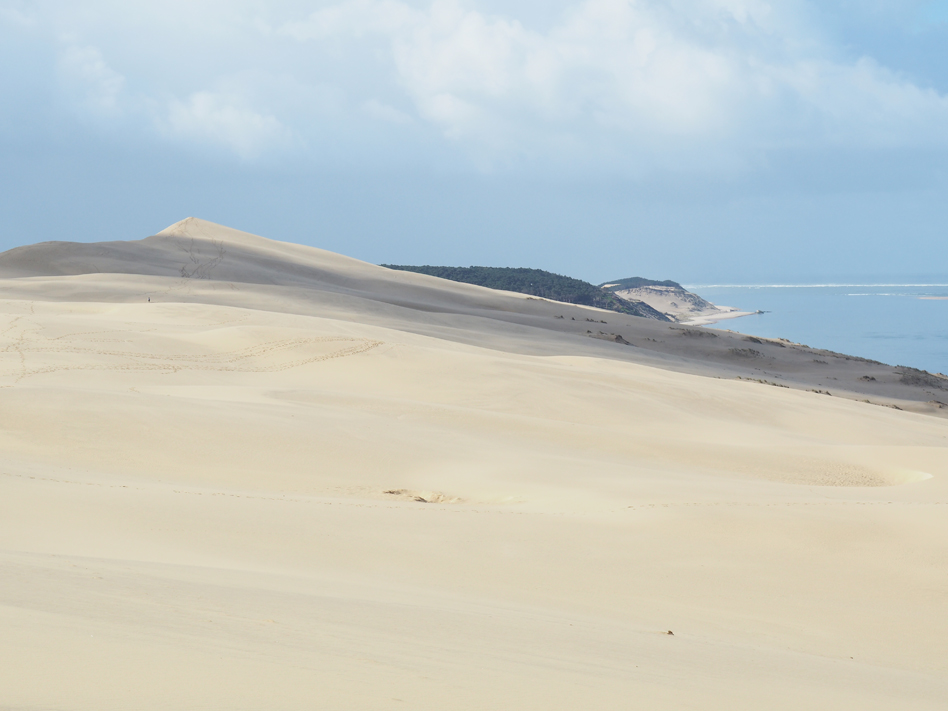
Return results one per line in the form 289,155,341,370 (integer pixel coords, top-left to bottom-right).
684,283,948,289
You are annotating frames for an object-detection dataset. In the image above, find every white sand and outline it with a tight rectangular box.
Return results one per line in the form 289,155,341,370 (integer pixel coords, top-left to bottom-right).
675,307,757,325
609,283,753,324
1,218,947,709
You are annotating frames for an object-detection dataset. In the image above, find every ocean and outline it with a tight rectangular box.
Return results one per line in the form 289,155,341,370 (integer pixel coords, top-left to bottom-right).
688,283,948,375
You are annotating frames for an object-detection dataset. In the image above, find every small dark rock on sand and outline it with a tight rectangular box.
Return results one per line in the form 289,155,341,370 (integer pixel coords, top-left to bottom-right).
728,348,762,358
675,328,717,338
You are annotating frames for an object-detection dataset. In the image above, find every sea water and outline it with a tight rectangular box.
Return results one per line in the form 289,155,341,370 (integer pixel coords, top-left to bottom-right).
688,283,948,375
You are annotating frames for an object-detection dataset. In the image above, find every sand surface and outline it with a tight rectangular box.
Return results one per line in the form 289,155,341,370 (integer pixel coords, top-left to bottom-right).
2,219,947,709
609,284,754,325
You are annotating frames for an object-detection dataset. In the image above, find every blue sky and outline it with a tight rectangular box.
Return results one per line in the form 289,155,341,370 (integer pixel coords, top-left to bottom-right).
1,0,947,283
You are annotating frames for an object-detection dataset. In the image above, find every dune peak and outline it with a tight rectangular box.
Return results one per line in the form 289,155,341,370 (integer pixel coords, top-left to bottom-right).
156,217,261,244
157,216,210,237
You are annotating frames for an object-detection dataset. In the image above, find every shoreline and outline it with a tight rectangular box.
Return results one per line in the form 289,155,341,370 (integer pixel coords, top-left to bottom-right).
685,285,947,374
677,307,760,326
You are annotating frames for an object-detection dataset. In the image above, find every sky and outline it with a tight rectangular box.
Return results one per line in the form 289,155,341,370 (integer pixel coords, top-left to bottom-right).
1,0,947,284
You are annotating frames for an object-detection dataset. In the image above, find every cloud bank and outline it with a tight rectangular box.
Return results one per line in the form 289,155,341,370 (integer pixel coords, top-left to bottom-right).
4,0,948,174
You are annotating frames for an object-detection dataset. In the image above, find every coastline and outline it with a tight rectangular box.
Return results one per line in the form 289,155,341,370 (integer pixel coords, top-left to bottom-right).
676,307,758,326
685,283,948,374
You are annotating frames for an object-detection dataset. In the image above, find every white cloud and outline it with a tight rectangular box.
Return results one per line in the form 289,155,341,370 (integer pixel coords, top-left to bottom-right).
10,1,948,171
0,5,34,27
280,0,417,39
162,90,293,160
362,98,414,123
57,45,125,118
280,0,948,168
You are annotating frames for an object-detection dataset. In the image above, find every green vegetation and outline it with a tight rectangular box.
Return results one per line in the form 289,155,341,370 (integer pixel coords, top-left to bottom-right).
897,366,948,390
382,265,670,320
599,277,683,291
599,277,684,291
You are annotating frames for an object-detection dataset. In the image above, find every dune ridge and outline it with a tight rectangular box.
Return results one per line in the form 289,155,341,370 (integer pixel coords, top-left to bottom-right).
1,218,947,710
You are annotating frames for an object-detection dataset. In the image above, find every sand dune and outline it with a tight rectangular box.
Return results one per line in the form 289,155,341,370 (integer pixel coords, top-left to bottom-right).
1,218,947,709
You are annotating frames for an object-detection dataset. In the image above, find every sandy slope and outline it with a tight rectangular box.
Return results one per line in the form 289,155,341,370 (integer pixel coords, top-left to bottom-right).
1,218,946,710
610,283,754,325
